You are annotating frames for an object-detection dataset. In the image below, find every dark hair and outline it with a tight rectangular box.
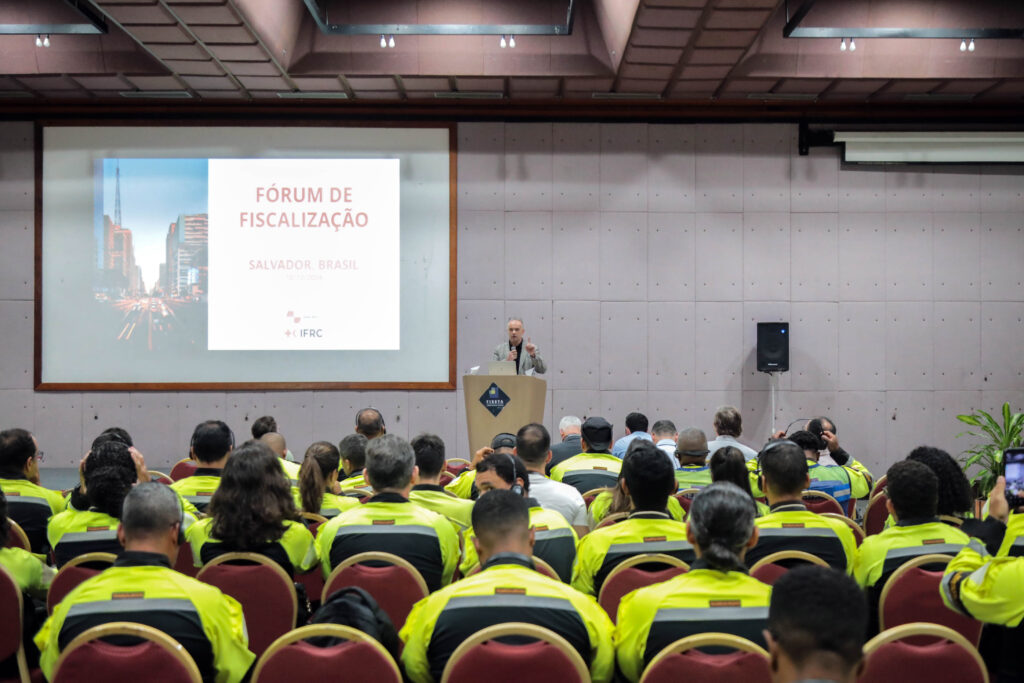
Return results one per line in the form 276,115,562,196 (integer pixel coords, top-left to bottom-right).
84,440,137,519
759,441,808,497
906,446,973,517
808,417,837,437
689,482,757,573
625,412,649,433
355,408,385,439
208,441,298,549
886,460,938,520
622,440,675,511
651,420,677,438
471,489,530,546
339,433,368,470
710,446,758,502
0,490,10,543
99,427,133,447
299,441,340,513
769,566,867,671
365,434,415,491
475,453,530,495
789,429,825,453
0,428,35,473
713,406,743,437
251,415,277,440
410,434,446,479
191,420,233,463
515,423,550,465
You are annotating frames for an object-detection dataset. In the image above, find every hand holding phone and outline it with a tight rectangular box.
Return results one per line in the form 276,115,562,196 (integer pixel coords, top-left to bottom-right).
1002,447,1024,510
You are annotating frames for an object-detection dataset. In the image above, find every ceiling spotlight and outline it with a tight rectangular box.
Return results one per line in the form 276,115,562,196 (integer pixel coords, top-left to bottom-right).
509,35,515,48
43,35,50,47
849,37,856,51
380,34,386,48
968,38,975,52
35,35,42,47
388,34,395,48
840,38,847,51
500,35,507,48
960,38,967,51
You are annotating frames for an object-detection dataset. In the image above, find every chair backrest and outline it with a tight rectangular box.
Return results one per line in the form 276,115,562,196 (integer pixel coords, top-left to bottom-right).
749,550,829,585
169,459,198,481
148,471,174,485
821,512,865,547
801,490,846,516
251,623,401,683
173,540,199,577
878,554,982,645
640,633,772,683
596,512,629,529
859,622,988,683
438,471,455,486
5,519,31,552
870,474,888,499
196,552,298,658
47,552,118,615
598,553,689,623
581,488,607,509
465,556,561,581
440,622,590,683
322,551,428,630
52,622,202,683
863,492,889,536
0,565,29,683
300,512,328,535
673,489,701,514
445,459,471,475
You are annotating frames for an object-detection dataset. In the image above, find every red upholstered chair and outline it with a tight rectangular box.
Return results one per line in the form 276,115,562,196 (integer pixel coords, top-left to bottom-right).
596,512,629,529
5,520,31,552
858,623,988,683
801,490,845,516
445,459,471,476
0,565,34,683
251,624,401,683
51,622,201,683
196,552,298,658
438,471,456,486
870,474,888,500
465,556,560,581
673,489,701,515
581,489,606,509
169,459,197,481
148,471,174,485
821,512,866,547
749,550,829,586
639,633,772,683
878,554,983,646
47,552,117,615
862,492,890,536
440,622,590,683
173,541,199,578
598,553,689,623
322,552,428,631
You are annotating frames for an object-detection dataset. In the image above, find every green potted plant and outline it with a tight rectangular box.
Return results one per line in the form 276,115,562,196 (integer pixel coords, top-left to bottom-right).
957,402,1023,499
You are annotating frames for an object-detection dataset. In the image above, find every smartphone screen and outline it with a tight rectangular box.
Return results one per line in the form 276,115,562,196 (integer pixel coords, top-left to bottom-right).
1005,448,1024,504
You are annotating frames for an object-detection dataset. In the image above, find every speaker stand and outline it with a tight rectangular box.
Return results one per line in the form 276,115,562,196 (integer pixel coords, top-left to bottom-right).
768,371,778,434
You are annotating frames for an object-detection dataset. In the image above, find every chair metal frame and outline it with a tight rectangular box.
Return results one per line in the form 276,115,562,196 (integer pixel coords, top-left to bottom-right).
598,553,689,621
862,492,890,536
801,489,846,516
148,471,174,485
749,550,829,576
6,519,31,551
440,621,590,683
870,474,888,500
47,551,118,614
196,551,299,632
862,622,989,683
640,632,769,683
581,488,609,508
595,512,630,529
251,623,401,683
169,459,197,481
0,564,30,683
322,550,429,604
821,512,866,546
51,621,202,683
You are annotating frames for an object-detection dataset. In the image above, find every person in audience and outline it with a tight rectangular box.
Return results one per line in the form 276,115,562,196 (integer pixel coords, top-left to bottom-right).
316,434,459,592
550,417,623,494
651,419,679,466
400,490,613,683
355,407,386,439
338,433,370,489
298,441,360,519
612,412,652,458
573,440,693,596
707,405,759,460
514,423,589,536
588,475,686,526
905,446,983,534
615,482,770,682
97,426,133,447
548,415,583,473
785,430,872,508
710,446,770,516
36,483,255,683
773,417,867,490
186,441,318,576
259,431,301,483
766,566,868,683
170,420,234,513
460,452,578,582
0,428,65,555
673,427,713,488
408,433,474,529
854,460,969,629
444,432,516,500
747,440,857,572
250,415,277,440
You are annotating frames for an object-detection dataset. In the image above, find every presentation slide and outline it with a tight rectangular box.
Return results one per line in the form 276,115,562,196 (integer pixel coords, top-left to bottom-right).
38,125,453,388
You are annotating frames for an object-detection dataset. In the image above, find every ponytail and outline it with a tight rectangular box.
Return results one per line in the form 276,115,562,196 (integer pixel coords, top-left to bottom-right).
298,441,341,513
689,481,757,573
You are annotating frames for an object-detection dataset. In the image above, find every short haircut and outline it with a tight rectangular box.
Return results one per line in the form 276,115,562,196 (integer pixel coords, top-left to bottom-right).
365,434,415,490
121,482,182,539
191,420,233,463
713,406,743,437
625,412,649,433
411,433,446,479
886,459,938,520
515,423,550,465
906,446,973,517
689,482,757,573
558,415,582,432
759,441,808,497
789,429,825,453
0,428,35,472
650,420,677,439
769,566,867,671
99,427,133,447
475,453,530,494
622,440,675,511
251,415,277,440
339,433,368,469
507,316,524,327
355,408,386,439
471,489,530,547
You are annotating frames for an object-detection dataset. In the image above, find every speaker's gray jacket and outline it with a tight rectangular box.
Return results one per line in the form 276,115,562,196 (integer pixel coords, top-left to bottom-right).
492,342,547,375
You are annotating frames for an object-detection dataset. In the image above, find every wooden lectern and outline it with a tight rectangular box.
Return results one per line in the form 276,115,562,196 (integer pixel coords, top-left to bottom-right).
463,375,546,454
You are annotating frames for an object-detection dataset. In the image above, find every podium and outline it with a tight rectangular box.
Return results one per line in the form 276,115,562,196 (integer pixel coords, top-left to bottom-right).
463,375,546,454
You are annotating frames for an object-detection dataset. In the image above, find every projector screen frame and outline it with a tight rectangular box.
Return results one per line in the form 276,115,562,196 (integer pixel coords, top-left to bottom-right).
33,119,458,392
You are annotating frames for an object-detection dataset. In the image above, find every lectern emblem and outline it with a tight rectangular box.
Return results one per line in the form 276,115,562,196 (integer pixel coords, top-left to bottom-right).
479,383,511,417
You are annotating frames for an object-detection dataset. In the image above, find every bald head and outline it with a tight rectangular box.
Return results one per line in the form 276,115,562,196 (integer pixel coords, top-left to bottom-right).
675,427,710,464
259,432,287,458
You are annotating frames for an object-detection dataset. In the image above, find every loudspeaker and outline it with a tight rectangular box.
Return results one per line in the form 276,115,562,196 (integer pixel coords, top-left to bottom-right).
757,322,789,373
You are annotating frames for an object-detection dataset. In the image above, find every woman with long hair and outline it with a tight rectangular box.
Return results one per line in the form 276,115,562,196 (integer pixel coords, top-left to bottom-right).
709,446,770,516
297,441,360,518
186,441,318,576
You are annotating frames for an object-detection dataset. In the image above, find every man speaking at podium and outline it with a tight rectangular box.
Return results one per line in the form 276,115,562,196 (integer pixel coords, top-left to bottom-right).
492,317,546,375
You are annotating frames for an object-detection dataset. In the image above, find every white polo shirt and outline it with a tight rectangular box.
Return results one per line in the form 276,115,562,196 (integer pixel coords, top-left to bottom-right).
527,472,588,528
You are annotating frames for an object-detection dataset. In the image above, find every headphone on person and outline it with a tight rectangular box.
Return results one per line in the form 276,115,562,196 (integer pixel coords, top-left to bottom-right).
502,452,524,497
